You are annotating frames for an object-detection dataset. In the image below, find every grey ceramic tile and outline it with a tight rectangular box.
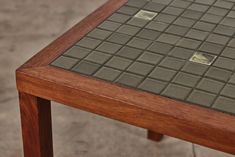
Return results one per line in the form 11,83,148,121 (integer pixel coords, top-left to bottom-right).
145,21,169,31
157,33,181,44
229,74,235,84
108,13,131,23
162,6,184,16
176,38,201,49
152,0,173,5
166,25,189,36
149,67,177,81
126,0,147,8
214,25,235,36
137,51,163,65
193,21,216,32
116,72,144,87
116,46,142,60
117,24,141,35
228,38,235,48
144,2,166,12
139,78,167,94
170,0,191,8
76,37,101,49
96,42,122,54
182,62,209,76
159,57,185,70
221,47,235,59
213,96,235,114
221,84,235,99
87,28,112,40
213,57,235,71
201,13,223,24
221,17,235,27
174,17,196,27
162,84,191,100
127,18,149,27
127,62,154,76
172,72,200,87
206,34,230,45
182,10,203,20
64,46,91,59
199,42,224,55
72,61,100,75
117,5,139,15
136,29,161,40
105,56,132,70
94,67,121,81
227,10,235,18
197,78,225,94
51,56,78,69
207,6,229,16
98,21,121,31
154,13,177,23
127,37,152,49
169,47,194,59
214,0,233,9
187,90,216,107
107,33,132,45
85,51,111,64
205,67,232,81
188,3,209,12
148,42,173,54
195,0,215,5
185,29,208,41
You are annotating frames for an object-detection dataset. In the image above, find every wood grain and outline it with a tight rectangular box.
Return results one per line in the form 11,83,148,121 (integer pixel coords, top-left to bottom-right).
17,66,235,155
15,0,235,155
19,92,53,157
147,131,164,142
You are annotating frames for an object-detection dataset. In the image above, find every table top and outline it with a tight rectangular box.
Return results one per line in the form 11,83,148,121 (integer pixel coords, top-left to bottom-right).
16,0,235,154
51,0,235,115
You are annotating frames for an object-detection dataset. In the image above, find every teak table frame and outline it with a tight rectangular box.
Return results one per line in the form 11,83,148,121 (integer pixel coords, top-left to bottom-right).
16,0,235,156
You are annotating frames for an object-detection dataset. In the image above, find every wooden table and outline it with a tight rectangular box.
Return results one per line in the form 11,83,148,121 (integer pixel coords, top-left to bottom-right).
16,0,235,156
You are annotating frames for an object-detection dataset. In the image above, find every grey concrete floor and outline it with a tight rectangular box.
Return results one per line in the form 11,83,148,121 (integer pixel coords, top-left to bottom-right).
0,0,234,156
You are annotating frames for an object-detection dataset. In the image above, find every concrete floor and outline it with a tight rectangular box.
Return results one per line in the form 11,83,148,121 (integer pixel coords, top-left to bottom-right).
0,0,234,156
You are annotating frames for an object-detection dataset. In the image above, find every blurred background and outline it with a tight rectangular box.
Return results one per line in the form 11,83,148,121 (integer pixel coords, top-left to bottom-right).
0,0,234,156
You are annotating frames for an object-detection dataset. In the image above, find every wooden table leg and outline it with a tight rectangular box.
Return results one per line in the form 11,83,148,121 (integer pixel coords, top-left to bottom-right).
147,130,164,142
19,92,53,157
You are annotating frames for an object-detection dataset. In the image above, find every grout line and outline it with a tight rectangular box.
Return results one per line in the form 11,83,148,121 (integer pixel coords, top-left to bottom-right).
68,19,126,73
189,0,235,108
52,0,235,114
154,0,198,97
63,43,235,77
111,1,173,84
181,0,235,104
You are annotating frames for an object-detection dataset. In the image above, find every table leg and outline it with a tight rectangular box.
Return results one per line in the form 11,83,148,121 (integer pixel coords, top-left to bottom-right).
19,92,53,157
147,130,164,142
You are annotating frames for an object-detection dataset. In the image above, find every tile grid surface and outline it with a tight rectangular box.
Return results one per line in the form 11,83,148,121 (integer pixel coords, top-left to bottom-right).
51,0,235,115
